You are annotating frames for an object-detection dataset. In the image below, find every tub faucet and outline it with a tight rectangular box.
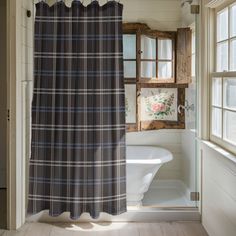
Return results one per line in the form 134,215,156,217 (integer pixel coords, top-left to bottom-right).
178,100,194,114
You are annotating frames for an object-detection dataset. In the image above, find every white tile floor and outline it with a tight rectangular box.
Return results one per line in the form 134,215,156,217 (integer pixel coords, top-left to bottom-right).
142,187,195,207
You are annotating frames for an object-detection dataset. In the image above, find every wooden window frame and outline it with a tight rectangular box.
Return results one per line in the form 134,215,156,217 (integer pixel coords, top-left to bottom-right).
210,1,236,155
123,23,187,132
139,31,176,84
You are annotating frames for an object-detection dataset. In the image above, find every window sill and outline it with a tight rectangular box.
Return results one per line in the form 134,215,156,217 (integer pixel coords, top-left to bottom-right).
201,140,236,165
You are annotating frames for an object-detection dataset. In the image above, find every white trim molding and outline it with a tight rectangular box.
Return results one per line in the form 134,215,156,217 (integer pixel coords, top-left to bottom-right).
205,0,236,9
6,0,25,230
206,0,227,8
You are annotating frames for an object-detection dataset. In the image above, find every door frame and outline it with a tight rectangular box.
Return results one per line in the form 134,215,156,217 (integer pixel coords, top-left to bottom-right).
6,0,26,230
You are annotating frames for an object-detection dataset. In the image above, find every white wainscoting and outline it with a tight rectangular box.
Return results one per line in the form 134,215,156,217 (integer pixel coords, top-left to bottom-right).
201,141,236,236
127,130,184,181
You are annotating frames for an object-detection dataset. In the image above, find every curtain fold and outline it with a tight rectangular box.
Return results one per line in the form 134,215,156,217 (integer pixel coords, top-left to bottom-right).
28,0,126,219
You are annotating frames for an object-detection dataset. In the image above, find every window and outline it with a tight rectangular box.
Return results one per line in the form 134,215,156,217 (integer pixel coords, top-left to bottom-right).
140,35,174,81
123,34,136,79
123,23,191,132
210,2,236,153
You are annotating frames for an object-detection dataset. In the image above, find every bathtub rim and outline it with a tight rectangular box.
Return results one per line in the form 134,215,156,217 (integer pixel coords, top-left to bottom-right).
126,145,173,164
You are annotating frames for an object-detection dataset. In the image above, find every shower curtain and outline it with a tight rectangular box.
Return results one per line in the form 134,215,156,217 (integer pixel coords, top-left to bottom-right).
28,0,126,219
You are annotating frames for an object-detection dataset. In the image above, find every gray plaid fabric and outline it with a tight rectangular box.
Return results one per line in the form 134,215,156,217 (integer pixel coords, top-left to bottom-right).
28,0,126,219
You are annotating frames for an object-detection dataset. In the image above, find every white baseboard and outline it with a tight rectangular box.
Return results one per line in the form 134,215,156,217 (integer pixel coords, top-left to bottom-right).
27,208,200,223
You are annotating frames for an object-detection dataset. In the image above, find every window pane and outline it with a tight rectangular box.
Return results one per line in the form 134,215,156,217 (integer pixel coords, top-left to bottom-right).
123,34,136,59
230,39,236,71
212,78,222,106
217,8,228,42
158,39,172,60
141,61,156,78
212,107,222,137
217,41,228,72
141,35,156,60
224,110,236,145
158,62,172,79
125,84,136,123
230,4,236,37
223,78,236,110
124,61,136,78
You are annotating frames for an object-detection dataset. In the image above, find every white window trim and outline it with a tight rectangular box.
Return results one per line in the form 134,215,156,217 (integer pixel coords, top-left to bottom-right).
209,0,236,155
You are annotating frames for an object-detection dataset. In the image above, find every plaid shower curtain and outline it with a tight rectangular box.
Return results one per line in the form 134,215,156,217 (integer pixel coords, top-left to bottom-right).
28,0,126,219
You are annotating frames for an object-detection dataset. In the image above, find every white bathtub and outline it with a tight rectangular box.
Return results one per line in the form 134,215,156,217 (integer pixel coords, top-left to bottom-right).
126,145,173,206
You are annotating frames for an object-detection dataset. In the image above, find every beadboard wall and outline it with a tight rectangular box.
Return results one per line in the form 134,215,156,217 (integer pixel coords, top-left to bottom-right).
127,130,184,181
201,142,236,236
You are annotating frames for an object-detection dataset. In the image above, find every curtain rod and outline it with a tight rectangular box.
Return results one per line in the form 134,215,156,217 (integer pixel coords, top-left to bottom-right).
38,0,121,3
29,0,121,18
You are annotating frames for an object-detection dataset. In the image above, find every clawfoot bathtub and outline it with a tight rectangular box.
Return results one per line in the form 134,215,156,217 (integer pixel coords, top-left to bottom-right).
126,145,173,206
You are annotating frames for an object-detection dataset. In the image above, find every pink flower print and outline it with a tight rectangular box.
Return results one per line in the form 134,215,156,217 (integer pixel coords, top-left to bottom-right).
151,103,166,112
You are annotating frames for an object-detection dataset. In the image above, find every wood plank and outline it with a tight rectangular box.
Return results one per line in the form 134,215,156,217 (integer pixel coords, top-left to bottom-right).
177,222,209,236
138,82,188,88
0,222,209,236
137,223,163,236
176,28,192,84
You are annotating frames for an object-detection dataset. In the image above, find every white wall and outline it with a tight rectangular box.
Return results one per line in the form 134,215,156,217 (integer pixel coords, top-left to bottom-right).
127,130,183,181
18,0,34,220
0,0,7,188
123,0,182,31
181,130,196,192
21,0,34,157
201,142,236,236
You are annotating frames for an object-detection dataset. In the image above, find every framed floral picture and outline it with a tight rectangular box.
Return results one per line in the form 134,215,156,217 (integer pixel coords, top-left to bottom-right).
125,84,136,124
140,88,178,121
